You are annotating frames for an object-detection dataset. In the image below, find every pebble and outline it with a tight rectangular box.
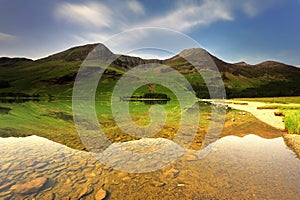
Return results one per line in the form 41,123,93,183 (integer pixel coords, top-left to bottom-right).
151,181,166,187
24,160,38,168
68,165,81,171
122,177,131,181
37,192,55,200
0,163,11,171
185,154,198,161
9,163,21,171
11,177,48,194
35,162,48,169
0,182,15,192
165,168,180,178
95,188,107,200
76,184,93,199
89,172,97,177
117,171,128,178
0,190,12,197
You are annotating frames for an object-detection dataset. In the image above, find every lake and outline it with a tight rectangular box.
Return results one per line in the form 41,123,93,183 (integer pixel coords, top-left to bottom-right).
0,100,299,199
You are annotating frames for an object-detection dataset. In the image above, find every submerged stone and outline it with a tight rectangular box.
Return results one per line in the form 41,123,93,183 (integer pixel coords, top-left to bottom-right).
95,188,107,200
185,154,198,161
151,181,166,187
76,183,93,199
11,177,48,194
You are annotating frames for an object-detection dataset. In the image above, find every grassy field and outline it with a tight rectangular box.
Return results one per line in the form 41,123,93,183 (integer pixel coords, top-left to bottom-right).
284,110,300,134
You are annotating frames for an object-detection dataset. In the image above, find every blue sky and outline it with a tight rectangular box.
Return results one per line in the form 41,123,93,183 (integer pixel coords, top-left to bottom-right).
0,0,299,66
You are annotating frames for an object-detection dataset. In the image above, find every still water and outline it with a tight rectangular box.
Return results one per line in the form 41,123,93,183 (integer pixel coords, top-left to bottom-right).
0,134,300,199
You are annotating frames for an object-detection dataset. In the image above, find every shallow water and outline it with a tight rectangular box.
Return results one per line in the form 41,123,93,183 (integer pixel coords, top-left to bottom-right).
0,134,299,199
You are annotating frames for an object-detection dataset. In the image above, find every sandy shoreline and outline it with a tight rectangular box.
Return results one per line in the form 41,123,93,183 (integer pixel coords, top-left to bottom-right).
225,100,300,157
226,101,285,130
283,134,300,158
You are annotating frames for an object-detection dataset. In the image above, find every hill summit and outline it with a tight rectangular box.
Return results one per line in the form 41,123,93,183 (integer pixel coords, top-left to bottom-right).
0,43,299,98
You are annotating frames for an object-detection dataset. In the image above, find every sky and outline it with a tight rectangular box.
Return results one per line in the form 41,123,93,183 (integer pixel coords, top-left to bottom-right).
0,0,300,66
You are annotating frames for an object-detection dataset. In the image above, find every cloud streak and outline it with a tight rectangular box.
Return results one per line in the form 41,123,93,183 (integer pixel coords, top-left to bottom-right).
54,0,146,30
0,32,16,41
138,0,234,31
128,0,145,15
54,0,286,58
55,2,113,28
55,0,278,39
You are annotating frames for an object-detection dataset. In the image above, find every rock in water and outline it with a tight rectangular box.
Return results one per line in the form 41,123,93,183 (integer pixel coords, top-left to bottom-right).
95,188,107,200
11,177,48,194
185,154,198,161
165,168,180,178
150,181,166,187
76,184,94,199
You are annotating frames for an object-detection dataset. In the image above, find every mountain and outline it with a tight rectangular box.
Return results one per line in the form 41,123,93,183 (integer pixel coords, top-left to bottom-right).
0,43,299,99
0,57,33,67
165,48,300,98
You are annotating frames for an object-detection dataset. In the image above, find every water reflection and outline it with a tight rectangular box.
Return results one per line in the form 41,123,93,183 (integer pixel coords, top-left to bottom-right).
0,134,300,199
122,99,169,105
0,98,40,103
0,106,11,114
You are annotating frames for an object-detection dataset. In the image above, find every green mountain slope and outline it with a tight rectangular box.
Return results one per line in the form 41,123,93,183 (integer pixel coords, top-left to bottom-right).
0,43,299,99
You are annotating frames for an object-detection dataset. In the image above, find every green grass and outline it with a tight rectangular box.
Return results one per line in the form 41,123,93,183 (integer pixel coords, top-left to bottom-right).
284,110,300,134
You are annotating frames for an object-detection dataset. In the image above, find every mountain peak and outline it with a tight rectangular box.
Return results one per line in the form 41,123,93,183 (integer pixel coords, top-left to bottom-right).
257,60,286,67
42,43,115,62
178,48,207,58
234,61,250,66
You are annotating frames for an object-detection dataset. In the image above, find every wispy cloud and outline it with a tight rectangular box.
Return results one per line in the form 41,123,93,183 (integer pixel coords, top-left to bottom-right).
54,1,145,30
136,0,281,31
55,2,113,28
242,1,259,17
54,0,285,58
138,0,234,31
239,0,285,18
128,0,145,15
55,0,279,40
0,32,16,41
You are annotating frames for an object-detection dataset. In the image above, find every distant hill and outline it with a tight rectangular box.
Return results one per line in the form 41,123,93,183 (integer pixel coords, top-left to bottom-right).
0,43,299,99
0,57,33,67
